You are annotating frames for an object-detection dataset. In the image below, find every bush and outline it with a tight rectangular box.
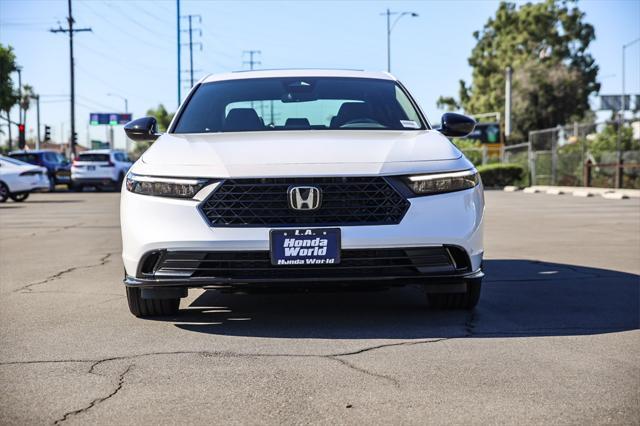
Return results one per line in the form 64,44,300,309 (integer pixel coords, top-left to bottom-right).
477,163,524,188
452,138,483,166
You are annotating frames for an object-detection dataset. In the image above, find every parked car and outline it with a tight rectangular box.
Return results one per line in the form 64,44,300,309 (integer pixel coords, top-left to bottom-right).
121,69,482,318
8,150,71,191
0,155,50,202
71,149,132,191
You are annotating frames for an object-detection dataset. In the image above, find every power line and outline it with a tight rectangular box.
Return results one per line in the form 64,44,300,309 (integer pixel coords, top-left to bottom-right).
76,0,169,51
127,1,173,26
50,0,92,156
99,0,174,41
74,39,171,73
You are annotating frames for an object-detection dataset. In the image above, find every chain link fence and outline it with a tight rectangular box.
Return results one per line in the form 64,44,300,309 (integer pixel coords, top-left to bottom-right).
527,121,639,188
459,120,640,189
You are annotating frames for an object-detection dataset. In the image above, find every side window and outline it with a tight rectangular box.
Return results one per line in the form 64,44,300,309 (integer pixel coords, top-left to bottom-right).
113,153,123,162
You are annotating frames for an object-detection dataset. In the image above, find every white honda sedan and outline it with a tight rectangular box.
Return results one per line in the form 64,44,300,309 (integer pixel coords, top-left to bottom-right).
0,156,50,202
121,69,484,317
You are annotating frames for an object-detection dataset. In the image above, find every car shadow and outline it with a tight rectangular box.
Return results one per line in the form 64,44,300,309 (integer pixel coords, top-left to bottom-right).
168,259,639,339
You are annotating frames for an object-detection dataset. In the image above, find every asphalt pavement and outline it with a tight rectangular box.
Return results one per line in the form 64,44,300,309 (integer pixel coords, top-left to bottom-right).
0,191,638,425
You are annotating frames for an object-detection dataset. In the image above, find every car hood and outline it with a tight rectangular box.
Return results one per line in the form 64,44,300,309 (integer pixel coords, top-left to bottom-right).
136,130,469,177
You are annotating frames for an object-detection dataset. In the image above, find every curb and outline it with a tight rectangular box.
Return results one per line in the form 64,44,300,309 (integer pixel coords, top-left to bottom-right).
515,185,639,200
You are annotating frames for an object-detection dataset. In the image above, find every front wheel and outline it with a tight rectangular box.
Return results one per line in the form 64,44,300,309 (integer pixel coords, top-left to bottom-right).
9,192,29,202
126,287,180,317
426,278,482,310
0,182,8,202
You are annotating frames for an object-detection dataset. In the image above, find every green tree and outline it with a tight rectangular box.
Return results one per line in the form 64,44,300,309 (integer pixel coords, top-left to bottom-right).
0,44,19,149
440,0,599,142
131,104,175,158
146,104,174,132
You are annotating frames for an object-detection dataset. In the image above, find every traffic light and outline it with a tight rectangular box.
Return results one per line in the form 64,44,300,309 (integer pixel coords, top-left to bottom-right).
44,125,51,142
73,132,78,145
18,123,26,149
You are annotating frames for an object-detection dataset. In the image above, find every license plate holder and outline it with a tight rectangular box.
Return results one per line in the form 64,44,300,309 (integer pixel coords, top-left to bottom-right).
270,228,341,266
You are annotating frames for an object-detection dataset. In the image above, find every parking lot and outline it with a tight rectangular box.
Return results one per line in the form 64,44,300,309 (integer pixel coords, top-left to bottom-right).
0,191,638,425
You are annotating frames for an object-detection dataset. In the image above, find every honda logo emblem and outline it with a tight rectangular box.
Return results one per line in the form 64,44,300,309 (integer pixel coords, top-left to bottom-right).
288,186,322,211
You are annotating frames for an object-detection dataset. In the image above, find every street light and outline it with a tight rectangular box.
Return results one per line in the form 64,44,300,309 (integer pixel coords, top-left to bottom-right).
616,37,640,188
381,9,418,73
106,93,129,152
107,92,128,113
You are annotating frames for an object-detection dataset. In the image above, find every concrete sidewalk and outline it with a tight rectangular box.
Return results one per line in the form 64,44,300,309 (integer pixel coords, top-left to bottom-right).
505,185,640,199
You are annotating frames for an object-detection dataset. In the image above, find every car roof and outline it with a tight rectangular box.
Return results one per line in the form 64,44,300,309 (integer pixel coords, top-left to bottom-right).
200,69,396,84
79,149,121,154
9,150,57,155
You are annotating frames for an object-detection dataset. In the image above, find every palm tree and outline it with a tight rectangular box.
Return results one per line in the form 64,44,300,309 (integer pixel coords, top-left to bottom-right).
20,84,34,125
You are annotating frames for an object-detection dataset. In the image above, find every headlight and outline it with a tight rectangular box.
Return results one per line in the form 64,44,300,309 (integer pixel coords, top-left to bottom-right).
125,173,210,199
405,169,480,195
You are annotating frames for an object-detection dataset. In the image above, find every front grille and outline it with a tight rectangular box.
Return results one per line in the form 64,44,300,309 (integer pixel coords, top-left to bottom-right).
199,177,410,227
141,247,470,281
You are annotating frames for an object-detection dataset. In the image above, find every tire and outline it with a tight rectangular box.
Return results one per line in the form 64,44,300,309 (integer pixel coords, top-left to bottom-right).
126,287,180,317
426,278,482,310
9,192,29,202
116,174,125,192
0,182,8,202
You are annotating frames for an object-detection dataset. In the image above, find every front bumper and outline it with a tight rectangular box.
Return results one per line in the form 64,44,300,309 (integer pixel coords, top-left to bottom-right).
124,270,484,291
121,182,484,287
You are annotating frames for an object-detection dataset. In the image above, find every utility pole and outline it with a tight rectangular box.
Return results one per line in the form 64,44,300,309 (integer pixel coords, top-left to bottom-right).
16,67,22,124
181,14,202,88
177,0,181,107
50,0,91,157
32,94,41,149
505,66,512,142
243,50,261,70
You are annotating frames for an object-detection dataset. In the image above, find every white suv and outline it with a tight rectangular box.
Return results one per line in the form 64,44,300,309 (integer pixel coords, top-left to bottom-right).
121,69,484,317
71,149,132,191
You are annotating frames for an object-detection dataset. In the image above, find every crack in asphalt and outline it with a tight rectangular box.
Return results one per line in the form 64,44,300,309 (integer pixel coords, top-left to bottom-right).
47,223,85,235
1,222,85,242
2,338,453,380
12,252,117,293
327,356,400,387
53,364,132,425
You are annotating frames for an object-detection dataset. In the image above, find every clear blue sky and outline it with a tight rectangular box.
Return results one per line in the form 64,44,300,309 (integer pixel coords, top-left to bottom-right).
1,0,639,149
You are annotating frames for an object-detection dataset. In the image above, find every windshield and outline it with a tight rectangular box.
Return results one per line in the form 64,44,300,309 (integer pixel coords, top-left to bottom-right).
173,77,426,133
9,153,39,164
78,153,110,162
1,156,30,166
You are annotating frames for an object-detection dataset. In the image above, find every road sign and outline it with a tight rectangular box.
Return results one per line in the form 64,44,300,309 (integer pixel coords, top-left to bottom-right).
466,122,500,144
90,113,132,126
599,95,631,111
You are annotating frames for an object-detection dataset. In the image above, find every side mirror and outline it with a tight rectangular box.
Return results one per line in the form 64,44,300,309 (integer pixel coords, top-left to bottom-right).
124,117,161,142
438,113,476,138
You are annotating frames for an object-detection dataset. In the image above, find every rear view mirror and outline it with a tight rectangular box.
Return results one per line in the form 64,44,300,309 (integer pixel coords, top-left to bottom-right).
124,117,161,142
438,113,476,138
